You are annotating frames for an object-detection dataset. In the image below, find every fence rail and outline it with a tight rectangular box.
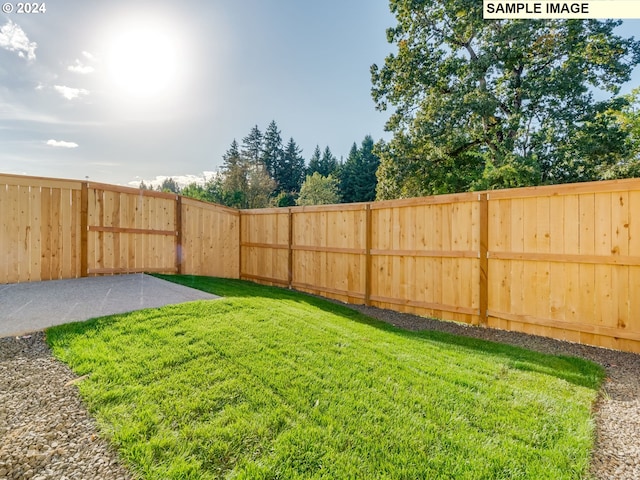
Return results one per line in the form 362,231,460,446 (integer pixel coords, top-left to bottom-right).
3,172,640,353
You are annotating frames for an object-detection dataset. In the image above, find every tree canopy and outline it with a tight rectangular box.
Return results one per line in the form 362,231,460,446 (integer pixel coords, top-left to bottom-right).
297,173,341,206
371,2,640,198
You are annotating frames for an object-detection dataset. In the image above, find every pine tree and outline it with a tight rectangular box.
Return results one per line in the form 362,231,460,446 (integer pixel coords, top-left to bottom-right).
159,177,180,194
261,120,283,180
308,145,339,177
339,136,380,203
339,143,360,203
277,137,306,194
357,135,380,202
241,125,263,166
307,145,323,176
220,139,248,208
320,146,339,177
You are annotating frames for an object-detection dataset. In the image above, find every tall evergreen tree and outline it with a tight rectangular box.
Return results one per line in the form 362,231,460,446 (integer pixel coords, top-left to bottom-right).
218,138,275,208
241,125,263,166
320,146,339,177
340,143,360,203
339,136,380,203
308,145,339,177
261,120,284,179
278,138,306,193
220,139,248,208
307,145,323,176
159,177,180,194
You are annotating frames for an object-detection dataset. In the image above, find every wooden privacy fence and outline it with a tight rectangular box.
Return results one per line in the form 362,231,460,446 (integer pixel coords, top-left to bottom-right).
0,173,239,283
241,194,483,325
3,172,640,354
241,179,640,354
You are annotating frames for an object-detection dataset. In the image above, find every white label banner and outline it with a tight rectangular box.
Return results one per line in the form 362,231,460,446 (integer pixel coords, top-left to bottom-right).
483,1,640,19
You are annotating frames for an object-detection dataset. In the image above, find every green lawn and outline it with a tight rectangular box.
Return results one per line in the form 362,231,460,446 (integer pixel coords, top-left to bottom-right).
46,275,604,480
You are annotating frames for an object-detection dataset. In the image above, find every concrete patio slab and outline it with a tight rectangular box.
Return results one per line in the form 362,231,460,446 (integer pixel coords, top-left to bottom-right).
0,274,219,338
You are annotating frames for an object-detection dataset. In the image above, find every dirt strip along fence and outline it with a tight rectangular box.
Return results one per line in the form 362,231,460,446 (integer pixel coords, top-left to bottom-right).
0,173,239,283
3,172,640,353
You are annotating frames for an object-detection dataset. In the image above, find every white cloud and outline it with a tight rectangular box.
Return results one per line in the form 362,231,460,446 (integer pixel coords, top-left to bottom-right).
46,139,79,148
0,20,37,61
68,51,96,74
54,85,89,100
68,61,94,74
127,172,218,189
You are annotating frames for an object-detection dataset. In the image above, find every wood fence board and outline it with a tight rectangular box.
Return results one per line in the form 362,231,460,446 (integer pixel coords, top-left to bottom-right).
104,189,115,271
579,194,595,254
612,265,630,331
612,192,629,256
549,195,564,255
629,266,640,333
51,188,62,279
60,189,72,279
17,186,30,282
629,191,640,255
595,192,612,256
563,195,580,255
31,187,43,280
0,185,6,282
71,189,81,277
39,187,52,282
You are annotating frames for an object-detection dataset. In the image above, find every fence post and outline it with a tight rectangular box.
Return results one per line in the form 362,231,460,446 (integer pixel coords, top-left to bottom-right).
365,203,372,306
175,195,183,274
237,211,241,280
288,208,293,289
479,193,489,327
80,182,89,277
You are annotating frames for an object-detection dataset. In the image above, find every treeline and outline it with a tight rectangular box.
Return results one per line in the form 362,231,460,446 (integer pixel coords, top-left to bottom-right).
147,120,382,208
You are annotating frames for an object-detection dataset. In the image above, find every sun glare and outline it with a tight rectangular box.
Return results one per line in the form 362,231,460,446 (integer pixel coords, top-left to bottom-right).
106,22,182,99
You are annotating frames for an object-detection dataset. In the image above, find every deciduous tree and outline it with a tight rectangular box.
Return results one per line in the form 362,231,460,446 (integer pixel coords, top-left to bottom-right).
371,2,640,197
297,173,340,206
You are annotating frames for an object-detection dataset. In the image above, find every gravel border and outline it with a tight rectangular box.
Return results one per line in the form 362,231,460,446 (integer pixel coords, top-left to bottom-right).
0,333,133,480
2,306,639,479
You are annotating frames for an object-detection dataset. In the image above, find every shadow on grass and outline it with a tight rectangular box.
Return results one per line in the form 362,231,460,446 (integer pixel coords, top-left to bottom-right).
153,274,605,391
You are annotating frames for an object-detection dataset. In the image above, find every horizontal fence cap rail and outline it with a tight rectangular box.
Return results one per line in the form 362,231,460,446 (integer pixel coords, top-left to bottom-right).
485,177,640,200
290,202,369,213
0,173,83,190
241,207,291,215
181,196,240,214
371,191,479,209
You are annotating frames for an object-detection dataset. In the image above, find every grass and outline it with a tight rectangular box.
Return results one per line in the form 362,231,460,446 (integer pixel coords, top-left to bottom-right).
46,275,605,480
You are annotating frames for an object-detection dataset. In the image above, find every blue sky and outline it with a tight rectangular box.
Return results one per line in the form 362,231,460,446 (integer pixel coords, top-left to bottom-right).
0,2,639,188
